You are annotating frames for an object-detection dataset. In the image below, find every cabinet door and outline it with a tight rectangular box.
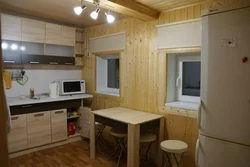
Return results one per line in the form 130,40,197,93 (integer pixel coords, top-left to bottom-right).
27,111,51,148
51,109,67,142
8,114,28,153
46,23,62,45
21,18,45,43
79,107,91,138
22,54,45,65
2,40,22,64
1,14,21,41
61,26,75,46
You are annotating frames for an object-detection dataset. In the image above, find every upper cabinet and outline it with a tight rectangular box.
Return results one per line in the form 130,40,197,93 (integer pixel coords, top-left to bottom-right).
1,14,21,41
46,23,62,45
46,24,75,46
61,26,75,46
21,18,45,43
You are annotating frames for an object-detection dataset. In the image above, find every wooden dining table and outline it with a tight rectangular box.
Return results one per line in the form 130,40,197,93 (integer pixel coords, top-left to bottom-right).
90,107,165,167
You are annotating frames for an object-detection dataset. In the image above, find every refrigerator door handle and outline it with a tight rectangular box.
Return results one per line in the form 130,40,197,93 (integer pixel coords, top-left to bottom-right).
195,139,199,167
176,76,181,89
198,101,202,128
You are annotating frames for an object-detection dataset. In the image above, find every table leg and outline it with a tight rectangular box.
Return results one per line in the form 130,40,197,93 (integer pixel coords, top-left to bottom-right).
127,124,140,167
157,117,165,167
90,112,96,159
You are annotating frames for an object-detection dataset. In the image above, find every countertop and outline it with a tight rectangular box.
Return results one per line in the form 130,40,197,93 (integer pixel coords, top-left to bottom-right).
7,94,93,107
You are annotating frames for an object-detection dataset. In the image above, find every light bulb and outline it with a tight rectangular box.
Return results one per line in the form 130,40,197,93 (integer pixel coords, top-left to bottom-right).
20,46,26,51
90,8,100,20
74,5,87,15
105,13,115,23
1,42,8,50
11,43,18,51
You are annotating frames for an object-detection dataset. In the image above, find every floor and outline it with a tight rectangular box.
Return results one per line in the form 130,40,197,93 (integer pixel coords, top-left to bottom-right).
9,140,156,167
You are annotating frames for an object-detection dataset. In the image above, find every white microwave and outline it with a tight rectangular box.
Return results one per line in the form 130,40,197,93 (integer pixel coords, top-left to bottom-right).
57,80,86,95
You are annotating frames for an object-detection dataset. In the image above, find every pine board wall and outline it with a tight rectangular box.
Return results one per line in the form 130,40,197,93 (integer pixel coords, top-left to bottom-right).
82,0,240,166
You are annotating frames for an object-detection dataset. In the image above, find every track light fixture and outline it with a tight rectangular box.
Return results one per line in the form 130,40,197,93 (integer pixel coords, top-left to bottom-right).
90,8,100,20
74,0,87,15
105,11,115,23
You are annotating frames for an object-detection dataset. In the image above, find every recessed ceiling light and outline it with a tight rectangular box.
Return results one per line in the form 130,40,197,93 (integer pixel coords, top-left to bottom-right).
1,42,8,50
11,43,18,51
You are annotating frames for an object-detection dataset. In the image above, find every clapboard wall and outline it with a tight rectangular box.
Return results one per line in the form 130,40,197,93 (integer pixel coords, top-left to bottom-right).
82,0,240,166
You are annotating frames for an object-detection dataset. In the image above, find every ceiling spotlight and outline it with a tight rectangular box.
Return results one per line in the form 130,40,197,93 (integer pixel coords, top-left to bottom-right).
1,42,8,50
74,0,87,15
105,12,115,23
11,43,18,51
90,8,100,20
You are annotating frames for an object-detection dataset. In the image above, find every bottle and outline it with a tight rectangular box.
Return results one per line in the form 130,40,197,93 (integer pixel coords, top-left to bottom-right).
30,88,34,99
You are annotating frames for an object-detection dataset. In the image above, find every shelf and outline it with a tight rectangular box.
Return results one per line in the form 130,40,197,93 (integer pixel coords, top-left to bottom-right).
68,133,81,139
76,29,84,33
75,40,84,43
75,53,84,57
67,115,80,119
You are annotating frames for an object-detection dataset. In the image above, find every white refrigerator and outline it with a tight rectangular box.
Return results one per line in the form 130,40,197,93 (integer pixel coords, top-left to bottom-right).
197,2,250,167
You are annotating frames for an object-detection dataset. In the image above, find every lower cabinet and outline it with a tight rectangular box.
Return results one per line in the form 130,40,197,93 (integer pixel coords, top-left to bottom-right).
51,109,67,142
79,107,91,138
8,114,28,153
27,111,51,148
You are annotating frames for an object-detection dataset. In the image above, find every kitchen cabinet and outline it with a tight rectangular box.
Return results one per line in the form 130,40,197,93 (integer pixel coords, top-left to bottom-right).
59,56,75,65
46,23,62,45
1,14,21,41
27,111,51,148
2,40,22,64
22,54,45,65
78,107,91,138
21,18,45,43
8,114,28,153
61,26,75,46
51,109,67,142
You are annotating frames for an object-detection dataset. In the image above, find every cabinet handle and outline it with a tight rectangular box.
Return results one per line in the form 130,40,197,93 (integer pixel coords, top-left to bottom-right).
50,62,58,65
11,116,19,120
4,60,15,64
34,113,44,117
30,61,39,64
21,105,32,108
55,111,64,114
65,63,73,65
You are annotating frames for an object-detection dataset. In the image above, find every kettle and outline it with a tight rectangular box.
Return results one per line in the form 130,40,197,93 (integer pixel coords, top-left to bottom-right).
49,82,59,98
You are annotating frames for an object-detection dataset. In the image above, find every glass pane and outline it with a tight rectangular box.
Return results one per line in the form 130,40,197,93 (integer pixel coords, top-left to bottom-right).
107,59,120,89
182,62,201,97
21,41,44,55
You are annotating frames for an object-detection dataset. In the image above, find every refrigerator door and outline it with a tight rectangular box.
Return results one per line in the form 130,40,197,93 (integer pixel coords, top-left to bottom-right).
200,7,250,145
197,134,250,167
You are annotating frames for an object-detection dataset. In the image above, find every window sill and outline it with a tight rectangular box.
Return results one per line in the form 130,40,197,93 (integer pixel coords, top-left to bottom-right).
95,89,120,97
165,101,199,111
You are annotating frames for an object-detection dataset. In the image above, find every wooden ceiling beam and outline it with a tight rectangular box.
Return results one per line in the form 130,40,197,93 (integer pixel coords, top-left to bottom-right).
84,0,160,21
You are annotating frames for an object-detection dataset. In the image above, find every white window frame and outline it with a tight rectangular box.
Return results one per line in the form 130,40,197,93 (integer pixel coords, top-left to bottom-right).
96,54,120,97
176,55,201,103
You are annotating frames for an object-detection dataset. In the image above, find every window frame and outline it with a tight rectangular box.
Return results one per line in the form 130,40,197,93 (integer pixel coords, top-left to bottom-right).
177,55,201,103
94,50,123,97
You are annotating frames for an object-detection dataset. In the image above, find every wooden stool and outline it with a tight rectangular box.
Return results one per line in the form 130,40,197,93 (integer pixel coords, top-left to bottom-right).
109,128,127,167
139,133,156,160
160,140,188,167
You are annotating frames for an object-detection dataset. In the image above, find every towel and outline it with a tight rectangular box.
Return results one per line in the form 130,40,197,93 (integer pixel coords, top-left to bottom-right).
3,80,11,134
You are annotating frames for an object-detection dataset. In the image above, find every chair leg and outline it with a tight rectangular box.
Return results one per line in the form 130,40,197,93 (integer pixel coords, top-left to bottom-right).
145,142,152,161
166,153,172,167
108,137,121,161
117,141,124,167
173,153,185,167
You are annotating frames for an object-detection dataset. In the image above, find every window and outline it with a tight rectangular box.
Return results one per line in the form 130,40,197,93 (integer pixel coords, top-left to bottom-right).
166,53,200,110
96,54,120,96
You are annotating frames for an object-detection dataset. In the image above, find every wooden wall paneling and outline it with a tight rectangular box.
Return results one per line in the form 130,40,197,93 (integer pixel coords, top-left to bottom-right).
21,18,45,43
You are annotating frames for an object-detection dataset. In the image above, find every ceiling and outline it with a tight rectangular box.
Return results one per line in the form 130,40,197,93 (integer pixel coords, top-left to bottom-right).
135,0,208,11
0,0,125,28
0,0,209,27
